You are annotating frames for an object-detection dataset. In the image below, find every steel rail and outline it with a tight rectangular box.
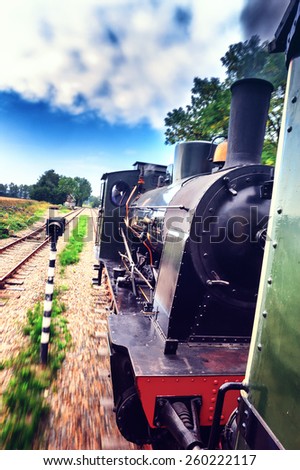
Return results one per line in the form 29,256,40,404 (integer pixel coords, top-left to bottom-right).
0,208,85,287
0,237,50,286
0,209,79,254
0,225,46,253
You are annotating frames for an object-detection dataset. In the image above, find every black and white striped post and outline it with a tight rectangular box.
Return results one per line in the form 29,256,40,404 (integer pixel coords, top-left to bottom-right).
40,217,65,365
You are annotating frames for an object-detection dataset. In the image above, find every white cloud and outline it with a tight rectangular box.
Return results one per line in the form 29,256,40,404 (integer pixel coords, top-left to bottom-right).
0,0,244,129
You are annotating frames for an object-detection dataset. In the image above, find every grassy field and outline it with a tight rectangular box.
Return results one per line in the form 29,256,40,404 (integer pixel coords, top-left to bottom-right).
0,197,49,239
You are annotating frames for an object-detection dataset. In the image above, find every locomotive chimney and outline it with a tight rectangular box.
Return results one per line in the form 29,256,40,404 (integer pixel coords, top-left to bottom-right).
224,78,274,168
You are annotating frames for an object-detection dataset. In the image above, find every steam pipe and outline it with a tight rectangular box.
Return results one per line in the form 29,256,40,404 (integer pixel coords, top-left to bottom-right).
224,78,274,168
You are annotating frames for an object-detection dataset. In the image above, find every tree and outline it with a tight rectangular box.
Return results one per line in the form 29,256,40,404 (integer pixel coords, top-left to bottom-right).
22,185,31,199
165,78,230,145
221,35,286,89
8,183,19,198
57,176,77,204
0,183,32,199
18,184,31,199
29,169,61,203
29,170,92,204
221,34,286,156
164,35,287,165
73,177,92,206
89,196,101,208
0,184,8,196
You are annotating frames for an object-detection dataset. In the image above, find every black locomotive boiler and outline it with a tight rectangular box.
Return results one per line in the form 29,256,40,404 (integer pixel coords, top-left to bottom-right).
94,77,274,449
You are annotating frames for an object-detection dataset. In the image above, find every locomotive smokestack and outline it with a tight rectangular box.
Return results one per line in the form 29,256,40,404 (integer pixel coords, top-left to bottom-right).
224,78,274,168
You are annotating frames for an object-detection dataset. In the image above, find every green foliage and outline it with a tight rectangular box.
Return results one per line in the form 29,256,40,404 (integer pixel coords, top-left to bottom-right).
73,177,92,206
262,140,277,166
89,195,101,208
221,35,286,89
28,170,92,205
221,35,266,82
58,176,77,201
59,215,88,267
0,183,31,198
1,404,48,450
164,35,287,162
22,304,44,360
0,198,49,239
0,287,71,449
221,34,286,146
0,183,7,196
29,170,61,203
57,205,72,214
165,78,231,145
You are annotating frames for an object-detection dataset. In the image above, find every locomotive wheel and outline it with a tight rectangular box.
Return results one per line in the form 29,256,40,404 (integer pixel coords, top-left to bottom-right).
115,386,151,445
222,409,238,450
110,349,135,405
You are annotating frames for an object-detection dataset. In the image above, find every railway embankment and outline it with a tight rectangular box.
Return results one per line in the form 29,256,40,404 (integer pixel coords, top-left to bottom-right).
0,197,49,241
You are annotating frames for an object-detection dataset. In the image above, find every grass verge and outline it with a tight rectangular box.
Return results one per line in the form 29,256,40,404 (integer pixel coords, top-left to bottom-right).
59,215,88,267
0,287,71,450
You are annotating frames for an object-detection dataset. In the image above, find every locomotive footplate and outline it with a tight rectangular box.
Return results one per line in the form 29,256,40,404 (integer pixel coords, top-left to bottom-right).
108,312,248,432
108,313,248,377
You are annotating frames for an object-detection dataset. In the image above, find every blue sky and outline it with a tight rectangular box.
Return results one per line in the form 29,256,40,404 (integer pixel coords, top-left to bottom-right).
0,0,288,195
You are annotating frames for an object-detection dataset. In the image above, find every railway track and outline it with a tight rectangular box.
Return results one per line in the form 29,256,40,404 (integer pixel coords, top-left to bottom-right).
0,208,84,303
0,205,134,449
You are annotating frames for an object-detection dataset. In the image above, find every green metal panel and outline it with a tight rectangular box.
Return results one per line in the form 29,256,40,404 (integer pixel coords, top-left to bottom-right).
244,57,300,449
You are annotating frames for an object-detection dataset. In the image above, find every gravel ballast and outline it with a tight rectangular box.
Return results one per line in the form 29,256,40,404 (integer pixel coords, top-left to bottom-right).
1,210,135,450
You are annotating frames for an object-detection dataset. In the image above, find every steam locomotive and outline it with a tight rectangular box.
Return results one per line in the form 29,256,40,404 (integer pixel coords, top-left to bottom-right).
94,0,300,450
95,76,273,450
